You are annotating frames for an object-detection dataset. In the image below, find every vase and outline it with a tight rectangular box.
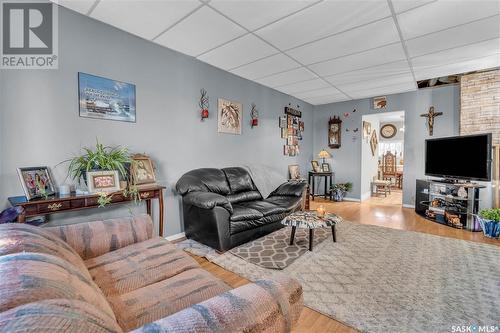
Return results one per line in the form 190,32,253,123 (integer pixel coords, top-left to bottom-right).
476,216,500,239
332,189,345,202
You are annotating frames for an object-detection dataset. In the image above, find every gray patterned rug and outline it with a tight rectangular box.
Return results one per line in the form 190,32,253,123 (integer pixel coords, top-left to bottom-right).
230,226,330,269
178,221,500,333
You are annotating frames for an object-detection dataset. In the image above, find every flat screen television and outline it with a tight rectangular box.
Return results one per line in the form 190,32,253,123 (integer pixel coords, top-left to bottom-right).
425,134,492,181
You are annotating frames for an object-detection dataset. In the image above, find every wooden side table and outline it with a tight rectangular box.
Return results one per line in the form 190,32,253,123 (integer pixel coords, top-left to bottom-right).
8,185,166,236
308,171,334,201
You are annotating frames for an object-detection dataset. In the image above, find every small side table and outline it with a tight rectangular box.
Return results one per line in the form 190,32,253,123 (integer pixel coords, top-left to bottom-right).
281,211,343,251
308,171,334,201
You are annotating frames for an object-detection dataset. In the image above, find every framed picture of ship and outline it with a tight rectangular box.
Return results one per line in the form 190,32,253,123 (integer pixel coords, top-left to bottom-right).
78,72,136,123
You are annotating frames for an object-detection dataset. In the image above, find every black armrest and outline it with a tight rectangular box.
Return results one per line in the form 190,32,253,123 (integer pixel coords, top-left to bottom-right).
183,192,233,214
270,181,307,197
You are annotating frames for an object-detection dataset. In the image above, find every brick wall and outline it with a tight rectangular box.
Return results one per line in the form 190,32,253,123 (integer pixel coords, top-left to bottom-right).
460,69,500,145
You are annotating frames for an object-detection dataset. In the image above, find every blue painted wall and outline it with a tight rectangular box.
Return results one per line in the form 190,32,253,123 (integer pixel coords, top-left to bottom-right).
312,85,461,206
0,7,313,236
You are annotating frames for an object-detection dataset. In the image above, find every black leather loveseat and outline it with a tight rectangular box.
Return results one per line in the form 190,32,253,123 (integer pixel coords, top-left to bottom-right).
176,167,307,251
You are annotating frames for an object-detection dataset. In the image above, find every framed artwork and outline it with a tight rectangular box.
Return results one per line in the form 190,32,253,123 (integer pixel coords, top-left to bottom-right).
363,121,372,141
279,116,287,128
86,170,120,193
281,128,288,138
17,166,56,200
131,154,156,185
373,96,387,109
78,72,136,123
311,160,321,172
370,130,378,156
218,98,242,135
380,124,397,139
328,116,342,149
288,165,301,180
322,163,331,172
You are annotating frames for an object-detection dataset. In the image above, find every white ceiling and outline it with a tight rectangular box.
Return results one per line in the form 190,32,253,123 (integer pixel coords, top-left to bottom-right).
55,0,500,106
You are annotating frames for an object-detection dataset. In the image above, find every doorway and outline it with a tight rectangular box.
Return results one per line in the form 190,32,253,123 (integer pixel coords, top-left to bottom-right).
361,111,405,206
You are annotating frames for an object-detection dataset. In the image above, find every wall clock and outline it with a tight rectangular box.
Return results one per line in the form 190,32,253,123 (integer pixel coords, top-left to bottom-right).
328,116,342,149
380,124,397,139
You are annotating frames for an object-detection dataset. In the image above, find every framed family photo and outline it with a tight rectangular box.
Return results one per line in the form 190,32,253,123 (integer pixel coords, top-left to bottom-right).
17,166,56,200
87,170,120,193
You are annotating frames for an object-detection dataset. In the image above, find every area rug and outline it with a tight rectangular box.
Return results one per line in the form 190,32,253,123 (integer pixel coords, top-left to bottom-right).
230,226,331,269
178,222,500,333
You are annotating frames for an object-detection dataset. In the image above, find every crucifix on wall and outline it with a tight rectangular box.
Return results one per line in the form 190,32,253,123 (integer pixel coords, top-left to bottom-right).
420,106,443,136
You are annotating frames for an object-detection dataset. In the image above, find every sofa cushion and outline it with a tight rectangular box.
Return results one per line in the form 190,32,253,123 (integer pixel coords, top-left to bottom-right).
222,167,255,193
226,190,262,204
230,205,264,222
0,223,91,279
0,252,116,320
0,299,123,333
264,196,303,212
176,168,230,195
85,237,199,297
107,268,230,331
46,215,153,260
270,181,307,197
238,200,287,217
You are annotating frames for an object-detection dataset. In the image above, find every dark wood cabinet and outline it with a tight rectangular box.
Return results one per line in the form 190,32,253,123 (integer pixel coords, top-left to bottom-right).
8,185,166,236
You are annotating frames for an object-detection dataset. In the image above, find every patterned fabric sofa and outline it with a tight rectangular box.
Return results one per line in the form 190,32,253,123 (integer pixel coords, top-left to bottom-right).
0,215,303,332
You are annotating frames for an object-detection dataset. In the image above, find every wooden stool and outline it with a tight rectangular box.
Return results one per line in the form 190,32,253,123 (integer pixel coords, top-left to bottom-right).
371,180,391,197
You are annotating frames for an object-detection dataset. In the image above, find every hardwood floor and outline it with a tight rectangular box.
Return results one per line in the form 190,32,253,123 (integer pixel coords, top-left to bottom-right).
189,198,499,333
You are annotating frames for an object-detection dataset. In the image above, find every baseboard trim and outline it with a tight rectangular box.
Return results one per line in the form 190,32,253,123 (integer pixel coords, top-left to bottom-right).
402,204,415,209
165,232,186,242
343,197,361,202
360,192,371,201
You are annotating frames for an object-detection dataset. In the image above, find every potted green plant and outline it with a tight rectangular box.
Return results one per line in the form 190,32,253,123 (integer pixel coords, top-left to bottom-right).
66,140,131,183
61,140,140,206
476,209,500,239
331,182,352,202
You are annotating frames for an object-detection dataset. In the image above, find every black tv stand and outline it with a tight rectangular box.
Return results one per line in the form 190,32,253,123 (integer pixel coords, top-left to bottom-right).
415,179,485,231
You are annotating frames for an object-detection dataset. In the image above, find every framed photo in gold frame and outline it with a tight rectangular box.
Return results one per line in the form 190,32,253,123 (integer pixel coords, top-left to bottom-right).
131,154,156,185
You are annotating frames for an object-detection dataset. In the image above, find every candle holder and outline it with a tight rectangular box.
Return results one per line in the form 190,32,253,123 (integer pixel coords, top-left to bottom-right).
316,205,326,218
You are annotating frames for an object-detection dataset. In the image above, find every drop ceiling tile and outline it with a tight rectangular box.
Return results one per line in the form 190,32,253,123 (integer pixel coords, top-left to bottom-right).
390,0,434,14
295,87,345,99
286,18,400,65
397,1,500,40
308,43,406,77
197,34,278,70
256,67,317,87
406,15,500,58
209,0,315,31
348,81,416,99
336,73,415,93
276,78,330,94
303,95,350,105
255,0,391,50
414,53,500,81
325,61,412,85
154,6,246,57
91,0,201,40
230,54,300,80
411,38,500,69
55,0,96,15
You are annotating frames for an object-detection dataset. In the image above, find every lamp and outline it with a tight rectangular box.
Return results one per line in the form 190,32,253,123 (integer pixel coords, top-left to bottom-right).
318,149,331,164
